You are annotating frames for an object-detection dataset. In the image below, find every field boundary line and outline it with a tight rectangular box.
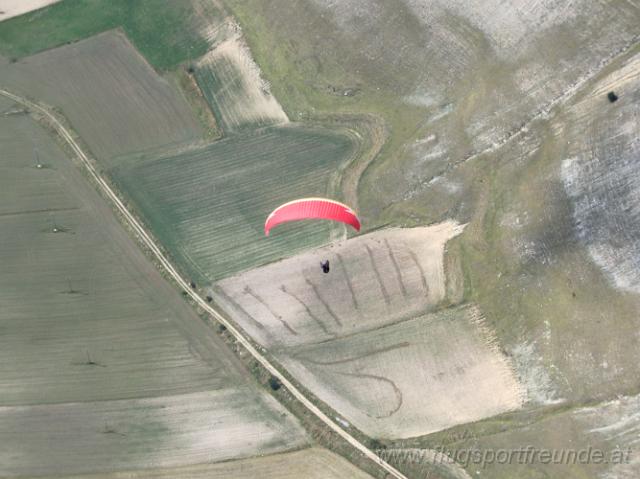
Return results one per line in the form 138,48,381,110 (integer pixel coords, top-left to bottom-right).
0,88,411,479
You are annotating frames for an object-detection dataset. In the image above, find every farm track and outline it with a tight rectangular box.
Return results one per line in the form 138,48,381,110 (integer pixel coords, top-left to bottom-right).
338,115,388,212
310,113,388,213
0,88,414,479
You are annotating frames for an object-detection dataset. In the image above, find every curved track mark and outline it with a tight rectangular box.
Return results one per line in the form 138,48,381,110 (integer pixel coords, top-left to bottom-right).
337,371,403,419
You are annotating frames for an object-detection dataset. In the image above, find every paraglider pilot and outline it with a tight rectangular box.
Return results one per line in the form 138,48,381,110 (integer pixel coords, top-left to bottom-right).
321,260,330,274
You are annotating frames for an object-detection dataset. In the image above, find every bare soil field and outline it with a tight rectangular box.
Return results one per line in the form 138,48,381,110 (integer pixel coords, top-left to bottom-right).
59,447,375,479
216,222,465,348
217,224,523,438
0,30,203,159
0,0,60,22
196,33,289,132
283,305,523,439
0,96,307,475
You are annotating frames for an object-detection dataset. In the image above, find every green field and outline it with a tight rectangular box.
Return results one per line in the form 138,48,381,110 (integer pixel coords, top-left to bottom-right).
0,0,220,71
110,126,355,283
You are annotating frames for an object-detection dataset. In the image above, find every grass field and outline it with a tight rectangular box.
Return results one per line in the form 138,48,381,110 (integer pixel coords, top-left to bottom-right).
0,30,203,159
561,52,640,294
381,44,640,479
0,0,216,71
452,47,640,407
224,0,640,223
110,125,356,283
415,392,640,479
0,96,308,475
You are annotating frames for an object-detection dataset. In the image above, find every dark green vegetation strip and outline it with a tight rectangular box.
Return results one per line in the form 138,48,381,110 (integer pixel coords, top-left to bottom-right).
110,126,356,283
0,0,211,70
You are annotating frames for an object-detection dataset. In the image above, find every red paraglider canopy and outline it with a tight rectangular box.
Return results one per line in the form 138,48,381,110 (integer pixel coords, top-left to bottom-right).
265,198,361,236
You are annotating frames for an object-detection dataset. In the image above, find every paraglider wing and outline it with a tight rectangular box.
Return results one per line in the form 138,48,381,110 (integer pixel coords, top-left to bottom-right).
265,198,361,236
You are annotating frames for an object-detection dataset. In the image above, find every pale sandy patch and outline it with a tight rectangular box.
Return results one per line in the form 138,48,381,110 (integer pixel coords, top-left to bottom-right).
0,0,60,22
215,221,465,348
216,223,524,438
282,305,524,439
197,33,288,131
